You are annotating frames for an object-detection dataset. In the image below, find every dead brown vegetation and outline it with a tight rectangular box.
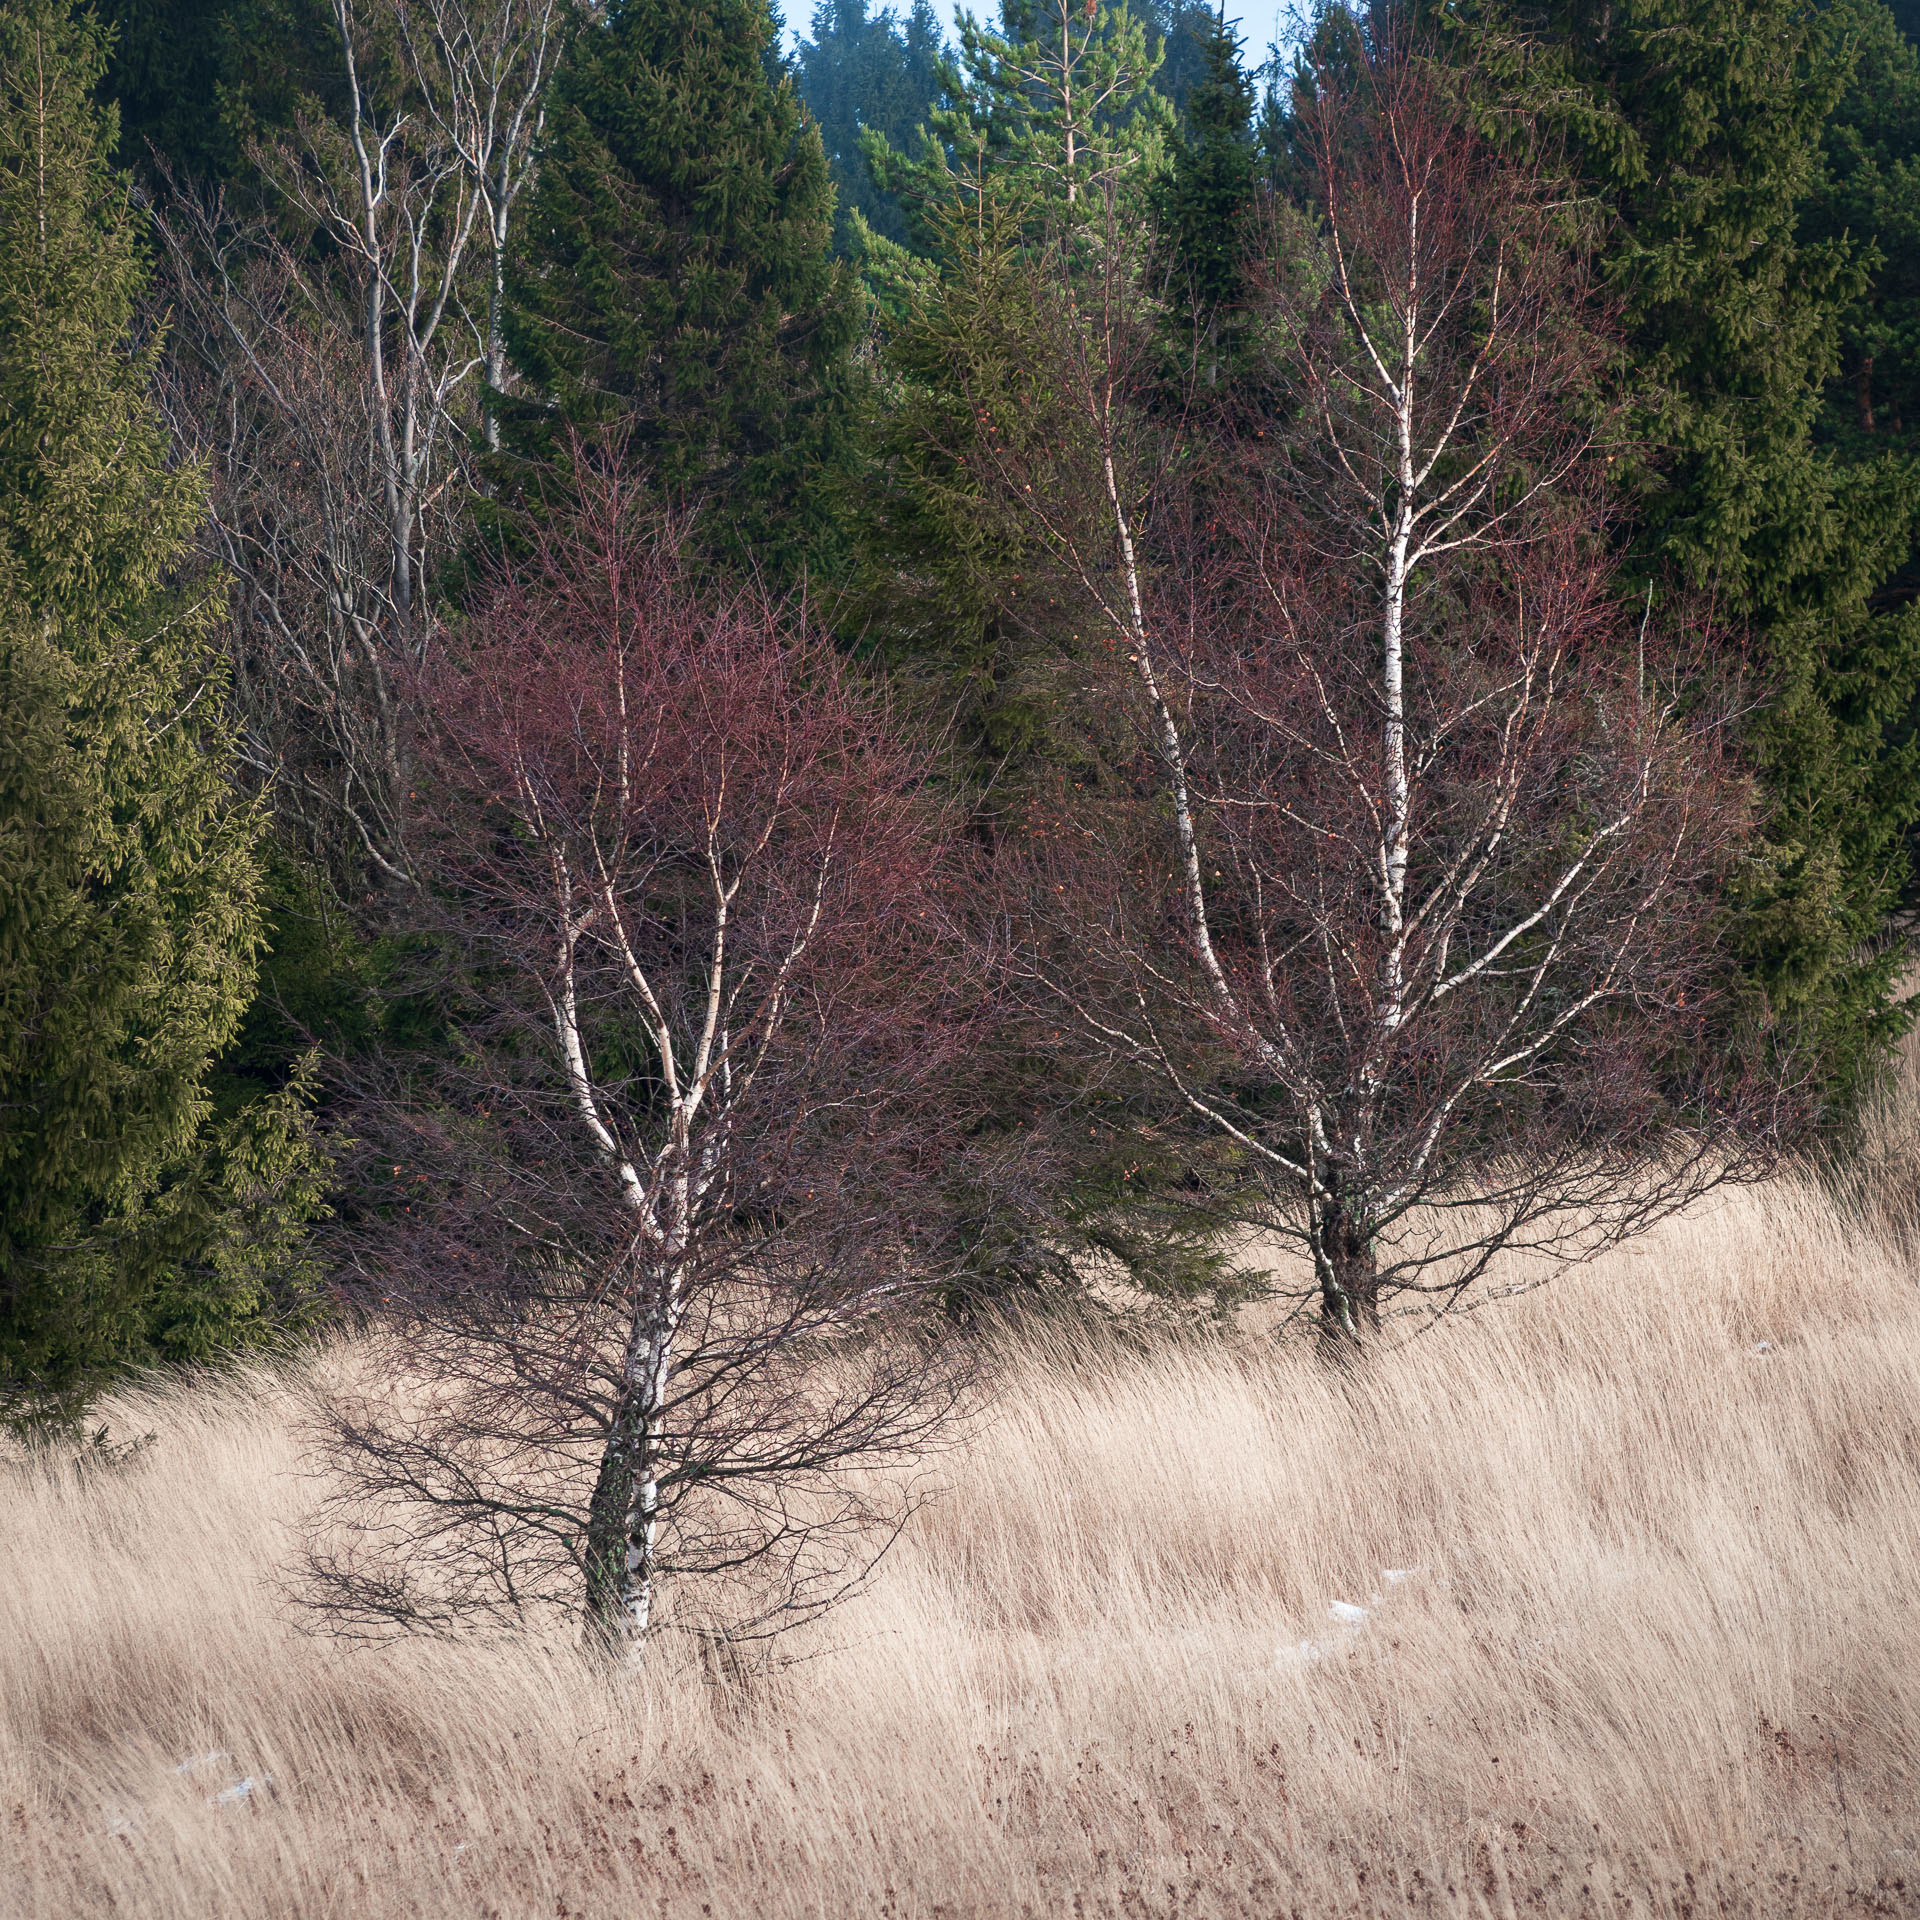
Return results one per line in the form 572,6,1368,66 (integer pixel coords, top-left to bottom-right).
6,1130,1919,1916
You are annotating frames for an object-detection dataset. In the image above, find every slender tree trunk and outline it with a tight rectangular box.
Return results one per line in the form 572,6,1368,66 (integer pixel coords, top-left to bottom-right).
393,381,420,633
485,204,508,453
1061,4,1075,204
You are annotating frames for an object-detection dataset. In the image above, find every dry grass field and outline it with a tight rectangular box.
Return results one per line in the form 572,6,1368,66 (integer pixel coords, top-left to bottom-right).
6,1118,1920,1916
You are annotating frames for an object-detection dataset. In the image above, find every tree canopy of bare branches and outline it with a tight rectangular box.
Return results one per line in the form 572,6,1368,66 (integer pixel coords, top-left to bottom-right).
307,467,981,1663
965,31,1799,1338
152,0,558,885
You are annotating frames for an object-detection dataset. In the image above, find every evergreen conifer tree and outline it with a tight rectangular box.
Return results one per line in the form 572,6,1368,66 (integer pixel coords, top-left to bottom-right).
795,0,947,253
849,2,1235,1308
1805,0,1920,461
853,0,1174,695
502,0,863,584
0,0,322,1421
861,0,1171,259
97,0,338,185
1153,6,1255,386
1441,0,1920,1106
1137,0,1228,112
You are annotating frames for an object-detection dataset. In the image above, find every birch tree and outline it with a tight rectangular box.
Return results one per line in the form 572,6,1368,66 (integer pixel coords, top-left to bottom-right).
306,468,975,1662
978,38,1794,1337
396,0,559,444
152,0,558,881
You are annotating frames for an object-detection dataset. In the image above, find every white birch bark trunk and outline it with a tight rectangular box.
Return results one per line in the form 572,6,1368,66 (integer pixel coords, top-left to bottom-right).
610,1218,683,1662
485,199,509,451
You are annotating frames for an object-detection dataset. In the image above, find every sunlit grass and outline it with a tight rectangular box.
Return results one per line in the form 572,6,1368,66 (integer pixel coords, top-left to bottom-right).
5,1152,1918,1916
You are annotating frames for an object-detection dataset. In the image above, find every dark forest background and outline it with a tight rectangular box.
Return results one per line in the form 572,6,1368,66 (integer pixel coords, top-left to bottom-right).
6,0,1920,1419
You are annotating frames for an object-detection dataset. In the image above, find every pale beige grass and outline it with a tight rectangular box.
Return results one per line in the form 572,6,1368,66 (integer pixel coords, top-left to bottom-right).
4,1175,1919,1917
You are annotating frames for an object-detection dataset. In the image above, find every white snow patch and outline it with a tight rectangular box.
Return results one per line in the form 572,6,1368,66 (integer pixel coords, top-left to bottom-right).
1267,1569,1427,1675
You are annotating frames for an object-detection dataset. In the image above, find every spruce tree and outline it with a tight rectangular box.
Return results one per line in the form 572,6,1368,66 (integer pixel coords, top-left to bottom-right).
502,0,863,584
853,0,1174,709
1441,0,1920,1107
848,3,1241,1308
1153,7,1256,386
1805,0,1920,461
0,0,321,1421
1136,0,1229,113
795,0,947,253
97,0,339,185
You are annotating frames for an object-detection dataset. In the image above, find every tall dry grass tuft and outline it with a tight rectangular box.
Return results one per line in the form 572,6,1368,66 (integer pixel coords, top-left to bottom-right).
1827,1020,1920,1256
4,1170,1919,1915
